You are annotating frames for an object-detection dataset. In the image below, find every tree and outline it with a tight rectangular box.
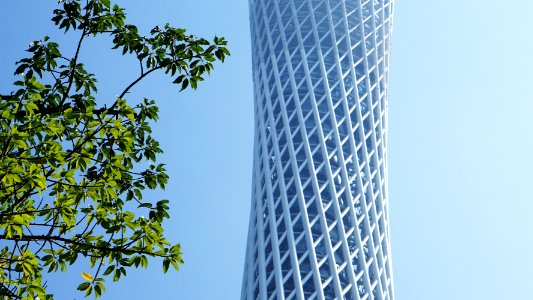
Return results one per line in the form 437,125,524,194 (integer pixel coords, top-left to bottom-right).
0,1,229,298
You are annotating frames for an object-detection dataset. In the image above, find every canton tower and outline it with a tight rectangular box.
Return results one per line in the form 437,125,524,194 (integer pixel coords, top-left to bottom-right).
242,0,395,299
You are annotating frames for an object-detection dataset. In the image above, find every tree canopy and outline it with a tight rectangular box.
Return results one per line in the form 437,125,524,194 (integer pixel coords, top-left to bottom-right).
0,1,229,298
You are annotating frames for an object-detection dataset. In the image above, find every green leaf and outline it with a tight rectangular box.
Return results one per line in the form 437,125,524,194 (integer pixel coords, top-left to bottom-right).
77,282,90,291
180,78,189,91
162,258,170,273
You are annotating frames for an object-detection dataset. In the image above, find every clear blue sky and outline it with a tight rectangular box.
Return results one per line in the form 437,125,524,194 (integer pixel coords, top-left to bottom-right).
1,1,533,299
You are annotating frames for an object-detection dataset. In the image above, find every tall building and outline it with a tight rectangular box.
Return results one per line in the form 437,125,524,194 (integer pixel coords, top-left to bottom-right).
242,0,395,299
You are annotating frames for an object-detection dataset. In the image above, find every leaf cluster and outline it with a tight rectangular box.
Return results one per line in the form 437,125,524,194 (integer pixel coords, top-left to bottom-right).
0,0,228,299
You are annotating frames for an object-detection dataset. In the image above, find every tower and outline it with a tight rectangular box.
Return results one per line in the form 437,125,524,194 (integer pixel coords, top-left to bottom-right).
242,0,395,299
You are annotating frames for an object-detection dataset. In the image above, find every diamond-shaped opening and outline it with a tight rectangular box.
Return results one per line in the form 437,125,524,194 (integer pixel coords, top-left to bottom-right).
293,59,305,80
302,275,316,297
278,125,288,144
277,215,287,237
295,235,308,257
284,94,296,115
357,79,368,98
338,266,351,291
299,263,312,288
266,274,277,296
362,115,373,135
306,202,318,223
283,17,296,39
297,79,310,97
357,280,366,298
323,200,336,224
281,252,292,273
342,208,354,229
310,0,327,16
265,253,275,274
286,30,299,50
371,102,380,123
295,0,309,20
334,245,345,266
367,51,377,69
330,83,341,100
314,11,329,32
323,278,335,299
313,226,325,246
280,147,290,165
306,44,319,67
336,37,349,57
365,34,375,50
333,13,346,37
303,115,315,134
282,79,293,98
310,49,325,74
363,245,371,263
324,54,338,79
329,223,340,244
279,64,290,85
364,185,373,206
313,80,326,100
292,123,304,144
316,167,329,188
365,135,373,152
286,178,296,199
345,0,360,16
343,70,354,89
362,0,373,17
341,137,353,158
324,134,337,153
319,258,331,280
301,179,315,199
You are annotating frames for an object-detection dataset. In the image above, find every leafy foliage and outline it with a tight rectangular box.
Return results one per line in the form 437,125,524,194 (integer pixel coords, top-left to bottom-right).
0,0,229,298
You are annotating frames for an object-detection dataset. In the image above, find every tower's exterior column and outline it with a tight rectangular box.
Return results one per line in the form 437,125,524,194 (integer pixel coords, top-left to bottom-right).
242,1,395,299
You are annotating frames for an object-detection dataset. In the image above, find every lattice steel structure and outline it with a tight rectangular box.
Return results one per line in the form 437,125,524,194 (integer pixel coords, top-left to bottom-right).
242,0,395,299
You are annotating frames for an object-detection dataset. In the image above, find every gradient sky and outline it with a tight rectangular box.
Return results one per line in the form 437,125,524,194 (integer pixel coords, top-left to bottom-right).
1,1,533,299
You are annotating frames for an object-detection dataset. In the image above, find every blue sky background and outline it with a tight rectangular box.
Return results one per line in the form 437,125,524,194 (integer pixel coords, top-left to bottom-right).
1,0,533,299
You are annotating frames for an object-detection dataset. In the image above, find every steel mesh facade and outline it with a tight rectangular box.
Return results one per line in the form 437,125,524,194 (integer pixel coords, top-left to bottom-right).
242,0,395,299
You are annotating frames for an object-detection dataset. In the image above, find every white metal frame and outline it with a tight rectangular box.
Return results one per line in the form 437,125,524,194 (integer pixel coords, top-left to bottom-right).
242,0,395,299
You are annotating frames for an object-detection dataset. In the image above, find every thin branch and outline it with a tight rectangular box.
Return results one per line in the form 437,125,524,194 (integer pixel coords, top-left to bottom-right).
118,53,204,99
0,283,19,299
59,29,87,107
138,58,144,76
119,65,162,99
0,234,170,257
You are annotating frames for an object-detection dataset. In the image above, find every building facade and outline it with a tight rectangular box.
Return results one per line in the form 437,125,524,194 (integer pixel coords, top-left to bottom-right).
242,0,395,299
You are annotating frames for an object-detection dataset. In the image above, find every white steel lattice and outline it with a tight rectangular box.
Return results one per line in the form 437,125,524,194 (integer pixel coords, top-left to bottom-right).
242,0,395,299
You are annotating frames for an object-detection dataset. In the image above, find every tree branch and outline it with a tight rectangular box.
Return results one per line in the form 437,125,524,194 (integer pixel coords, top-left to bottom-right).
59,29,86,107
0,234,170,258
119,65,162,99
